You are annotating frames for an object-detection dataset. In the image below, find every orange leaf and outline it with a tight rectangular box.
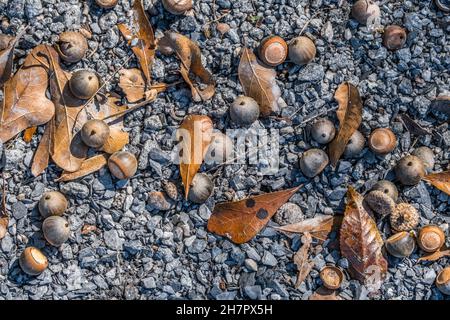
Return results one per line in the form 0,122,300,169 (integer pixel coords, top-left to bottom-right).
418,247,450,262
328,82,362,166
340,187,387,285
57,154,109,182
23,126,37,143
176,115,213,198
207,186,301,244
423,171,450,196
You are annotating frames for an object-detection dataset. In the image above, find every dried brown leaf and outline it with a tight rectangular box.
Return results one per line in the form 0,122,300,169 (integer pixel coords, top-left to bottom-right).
0,45,55,143
0,29,25,86
293,232,314,288
176,115,213,198
117,0,155,85
31,121,53,177
423,170,450,196
340,187,387,285
238,47,281,116
418,247,450,262
57,154,109,182
399,113,430,136
207,186,301,244
118,68,145,103
328,82,363,166
158,31,215,102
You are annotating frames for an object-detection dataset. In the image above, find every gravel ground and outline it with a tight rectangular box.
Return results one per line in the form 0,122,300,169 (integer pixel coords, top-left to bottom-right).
0,0,449,300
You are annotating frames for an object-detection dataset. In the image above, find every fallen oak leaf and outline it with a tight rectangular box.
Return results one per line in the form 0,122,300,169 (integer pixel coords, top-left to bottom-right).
340,186,387,285
328,82,363,167
31,120,53,177
57,153,109,182
238,47,281,116
293,232,314,288
118,68,145,103
418,247,450,262
423,170,450,196
207,185,301,244
158,31,215,102
0,28,26,86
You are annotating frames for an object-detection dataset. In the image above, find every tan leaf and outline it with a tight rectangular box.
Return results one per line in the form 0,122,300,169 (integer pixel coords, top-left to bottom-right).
23,126,37,143
423,171,450,196
57,154,109,182
275,215,343,243
0,29,25,86
418,247,450,262
328,82,363,166
238,47,281,116
118,68,145,103
340,187,387,285
207,186,301,244
309,287,342,300
31,120,54,177
293,232,314,288
176,115,213,198
158,31,215,102
0,45,55,143
117,0,155,84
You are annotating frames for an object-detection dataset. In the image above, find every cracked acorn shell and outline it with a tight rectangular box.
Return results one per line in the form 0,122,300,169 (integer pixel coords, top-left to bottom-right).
390,203,419,232
162,0,193,15
436,267,450,296
417,225,445,253
395,155,425,186
56,31,88,63
368,128,397,155
383,25,407,51
364,190,396,216
371,180,398,202
385,231,416,258
258,36,288,67
108,151,138,180
81,119,110,149
288,36,316,65
320,266,344,290
19,247,48,276
38,191,68,218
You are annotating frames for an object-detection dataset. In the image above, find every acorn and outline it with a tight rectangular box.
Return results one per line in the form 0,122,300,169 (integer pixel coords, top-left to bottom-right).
42,216,70,247
69,70,100,100
108,151,138,180
288,36,316,66
395,155,425,186
56,31,88,63
311,118,336,144
343,130,365,158
417,225,445,253
162,0,193,15
385,231,416,258
351,0,381,25
390,203,419,232
319,266,344,290
80,119,110,149
436,267,450,296
364,190,396,217
38,191,68,218
205,132,234,165
19,247,48,276
412,146,435,172
299,149,329,178
258,36,288,67
188,173,214,204
383,25,407,51
95,0,118,8
368,128,397,155
435,0,450,13
371,180,398,202
230,96,260,126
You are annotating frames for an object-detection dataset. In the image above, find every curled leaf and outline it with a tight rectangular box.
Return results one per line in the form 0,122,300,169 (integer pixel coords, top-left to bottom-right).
158,31,215,102
423,170,450,196
57,154,109,182
207,186,301,244
293,232,314,288
328,82,363,166
418,248,450,262
238,47,281,116
118,68,145,103
340,187,387,285
0,29,25,86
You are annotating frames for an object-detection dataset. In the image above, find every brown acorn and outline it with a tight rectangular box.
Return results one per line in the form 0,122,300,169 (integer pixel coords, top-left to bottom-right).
371,180,398,202
108,151,138,180
383,25,407,51
80,119,110,149
95,0,118,8
343,130,365,158
162,0,193,15
351,0,381,25
417,225,445,253
258,36,288,67
288,36,316,66
436,267,450,296
42,216,70,247
395,155,425,186
299,149,329,178
39,191,68,218
368,128,397,155
320,266,344,290
390,203,419,232
19,247,48,276
69,70,100,100
311,118,336,144
56,31,88,63
412,146,435,172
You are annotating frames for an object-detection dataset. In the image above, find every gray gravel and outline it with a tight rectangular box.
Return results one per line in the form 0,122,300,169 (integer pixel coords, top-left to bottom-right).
0,0,449,300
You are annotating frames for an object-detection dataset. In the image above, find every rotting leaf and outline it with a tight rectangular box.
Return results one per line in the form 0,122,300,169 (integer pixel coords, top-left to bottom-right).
23,126,37,143
117,0,155,85
31,120,53,177
275,215,343,243
423,170,450,196
0,44,55,143
328,82,363,166
430,96,450,117
207,186,301,244
57,154,109,182
399,113,430,136
293,232,314,288
176,114,213,198
0,29,25,86
158,31,215,102
340,187,387,285
309,287,342,300
238,47,281,116
418,247,450,262
118,68,145,103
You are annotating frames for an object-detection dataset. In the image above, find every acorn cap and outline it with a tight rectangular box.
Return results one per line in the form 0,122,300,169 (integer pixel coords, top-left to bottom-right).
258,36,288,67
385,231,416,258
390,203,419,232
368,128,397,155
95,0,118,8
436,267,450,296
19,247,48,276
320,266,344,290
417,225,445,253
371,180,398,202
